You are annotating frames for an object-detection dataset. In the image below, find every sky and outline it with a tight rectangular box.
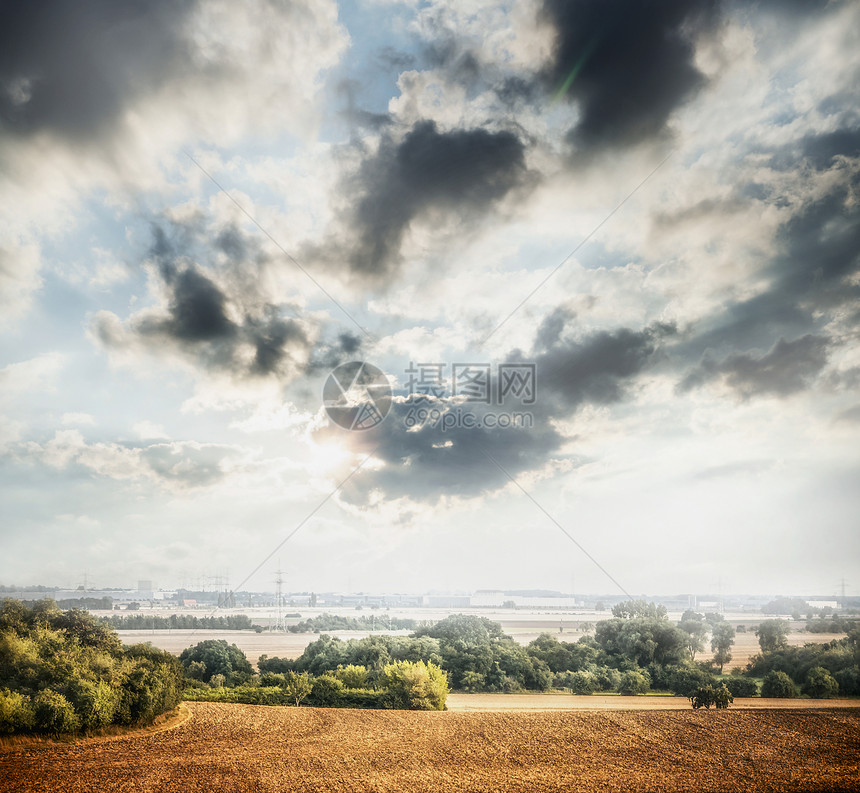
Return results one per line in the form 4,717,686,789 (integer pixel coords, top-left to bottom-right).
1,0,859,598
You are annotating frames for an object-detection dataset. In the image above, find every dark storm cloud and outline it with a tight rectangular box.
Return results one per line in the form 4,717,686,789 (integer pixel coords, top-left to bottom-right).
94,221,324,381
678,335,832,399
538,0,723,148
0,0,196,142
324,320,676,504
536,322,677,408
671,126,860,367
321,120,529,279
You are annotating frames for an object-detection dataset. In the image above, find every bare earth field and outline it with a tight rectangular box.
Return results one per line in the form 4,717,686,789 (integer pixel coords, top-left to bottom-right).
446,692,860,711
1,702,858,793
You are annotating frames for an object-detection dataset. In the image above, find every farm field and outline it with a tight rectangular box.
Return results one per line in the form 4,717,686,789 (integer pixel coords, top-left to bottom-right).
1,701,858,793
447,692,860,711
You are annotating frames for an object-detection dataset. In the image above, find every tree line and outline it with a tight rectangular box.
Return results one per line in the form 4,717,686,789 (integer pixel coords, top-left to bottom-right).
104,613,256,631
0,599,183,734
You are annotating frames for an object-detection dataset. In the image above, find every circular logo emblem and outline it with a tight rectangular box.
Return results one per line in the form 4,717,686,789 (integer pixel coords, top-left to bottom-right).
323,361,392,431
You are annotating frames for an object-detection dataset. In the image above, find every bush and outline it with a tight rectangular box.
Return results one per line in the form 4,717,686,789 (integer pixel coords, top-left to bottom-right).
0,687,35,732
618,669,650,696
307,674,344,707
0,600,184,735
723,677,758,698
66,679,120,729
379,660,448,710
803,667,839,699
760,670,796,698
283,671,313,706
835,667,860,696
568,670,598,695
33,689,81,733
334,664,369,689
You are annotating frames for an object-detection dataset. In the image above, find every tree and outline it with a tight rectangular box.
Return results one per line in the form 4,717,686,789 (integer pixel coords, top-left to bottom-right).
678,614,708,661
760,670,795,698
711,623,736,673
723,677,758,698
690,684,732,710
618,669,650,695
802,667,838,699
755,620,789,653
283,671,313,706
379,660,448,710
611,600,667,620
178,640,253,686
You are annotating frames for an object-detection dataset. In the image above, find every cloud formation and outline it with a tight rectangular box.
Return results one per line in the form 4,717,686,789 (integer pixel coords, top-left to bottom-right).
93,219,361,384
324,320,676,505
679,335,832,399
315,119,530,280
539,0,722,148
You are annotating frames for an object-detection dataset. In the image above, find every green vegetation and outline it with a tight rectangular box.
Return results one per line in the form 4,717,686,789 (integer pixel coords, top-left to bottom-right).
746,628,859,697
187,659,447,711
689,684,733,710
105,614,257,631
178,639,254,687
806,616,860,634
711,622,735,673
0,599,183,735
760,670,796,698
287,613,417,633
256,604,745,702
756,619,790,652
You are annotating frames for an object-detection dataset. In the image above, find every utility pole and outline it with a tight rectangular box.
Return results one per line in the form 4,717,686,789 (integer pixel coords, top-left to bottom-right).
274,564,285,632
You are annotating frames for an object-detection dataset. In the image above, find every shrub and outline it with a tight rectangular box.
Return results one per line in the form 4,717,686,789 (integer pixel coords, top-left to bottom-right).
761,670,796,698
66,679,120,730
34,689,81,733
283,671,313,706
835,667,860,696
334,664,369,689
568,670,598,695
689,684,733,710
178,640,253,687
723,677,758,698
379,660,448,710
0,687,35,732
803,667,839,699
618,669,650,696
307,674,344,707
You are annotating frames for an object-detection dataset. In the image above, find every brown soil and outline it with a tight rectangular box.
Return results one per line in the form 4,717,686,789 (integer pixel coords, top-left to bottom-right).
1,701,858,792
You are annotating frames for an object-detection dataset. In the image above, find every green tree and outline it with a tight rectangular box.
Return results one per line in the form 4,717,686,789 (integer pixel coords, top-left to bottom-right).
379,660,448,710
611,600,668,620
802,666,838,699
760,669,796,698
283,671,313,706
618,669,650,695
334,664,369,689
178,640,253,686
678,613,708,661
755,620,789,653
723,677,758,698
711,622,735,673
690,684,732,710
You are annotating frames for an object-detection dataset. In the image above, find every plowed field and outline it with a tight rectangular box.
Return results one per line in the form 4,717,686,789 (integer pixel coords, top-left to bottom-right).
1,702,858,792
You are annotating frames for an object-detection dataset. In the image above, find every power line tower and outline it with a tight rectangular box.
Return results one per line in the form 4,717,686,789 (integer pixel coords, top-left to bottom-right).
273,565,286,632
